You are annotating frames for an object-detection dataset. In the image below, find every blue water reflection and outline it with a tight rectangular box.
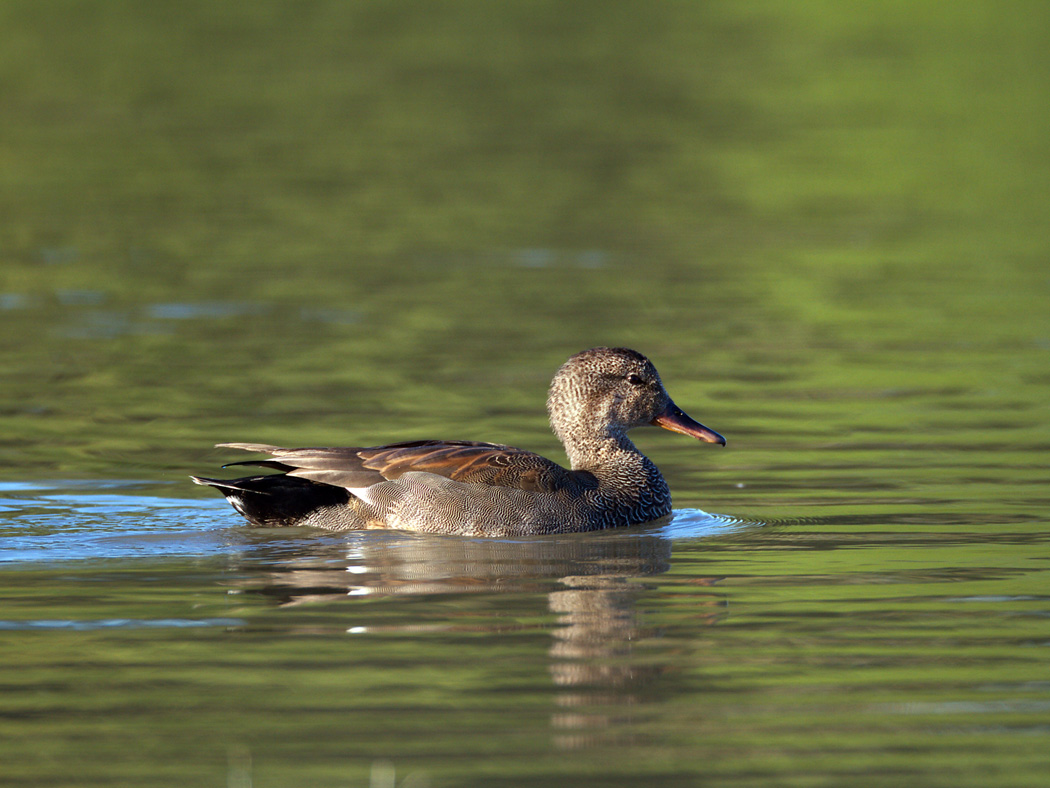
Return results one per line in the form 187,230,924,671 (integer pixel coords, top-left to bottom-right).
0,481,749,565
0,617,244,631
0,481,234,564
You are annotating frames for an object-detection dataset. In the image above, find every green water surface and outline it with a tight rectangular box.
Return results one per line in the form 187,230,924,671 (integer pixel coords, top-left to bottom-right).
2,2,1049,786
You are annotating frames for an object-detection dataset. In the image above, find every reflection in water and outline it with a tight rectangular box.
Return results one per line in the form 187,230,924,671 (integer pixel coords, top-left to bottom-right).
234,527,676,602
546,573,658,749
547,570,726,749
230,523,728,750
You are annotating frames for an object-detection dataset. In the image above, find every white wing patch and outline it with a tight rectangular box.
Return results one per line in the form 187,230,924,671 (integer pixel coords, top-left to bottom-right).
345,485,377,507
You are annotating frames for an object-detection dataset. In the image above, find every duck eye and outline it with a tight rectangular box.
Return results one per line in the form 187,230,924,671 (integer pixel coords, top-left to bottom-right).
626,373,646,387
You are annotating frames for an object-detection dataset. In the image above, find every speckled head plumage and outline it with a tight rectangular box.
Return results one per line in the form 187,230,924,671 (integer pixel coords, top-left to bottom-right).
546,347,724,468
547,347,669,450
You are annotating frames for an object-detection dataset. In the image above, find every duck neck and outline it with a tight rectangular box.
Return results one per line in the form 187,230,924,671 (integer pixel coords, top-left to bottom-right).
566,429,667,493
566,430,672,525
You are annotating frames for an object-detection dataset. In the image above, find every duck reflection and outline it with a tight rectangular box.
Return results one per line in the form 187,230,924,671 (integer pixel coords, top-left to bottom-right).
227,522,727,749
228,523,691,601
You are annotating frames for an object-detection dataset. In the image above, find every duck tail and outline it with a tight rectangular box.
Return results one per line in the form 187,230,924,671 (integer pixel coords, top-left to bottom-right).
191,473,350,527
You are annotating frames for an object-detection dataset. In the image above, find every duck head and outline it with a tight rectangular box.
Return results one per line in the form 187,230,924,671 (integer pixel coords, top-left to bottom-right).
547,347,725,466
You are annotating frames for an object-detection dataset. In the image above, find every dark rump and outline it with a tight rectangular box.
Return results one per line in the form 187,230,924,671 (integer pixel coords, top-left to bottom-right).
192,474,352,527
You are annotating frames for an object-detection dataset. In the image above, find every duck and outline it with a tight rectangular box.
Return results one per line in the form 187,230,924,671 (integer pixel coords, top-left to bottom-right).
191,347,725,536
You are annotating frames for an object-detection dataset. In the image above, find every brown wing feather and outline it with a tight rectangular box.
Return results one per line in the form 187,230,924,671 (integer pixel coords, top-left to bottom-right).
216,440,589,494
358,441,583,492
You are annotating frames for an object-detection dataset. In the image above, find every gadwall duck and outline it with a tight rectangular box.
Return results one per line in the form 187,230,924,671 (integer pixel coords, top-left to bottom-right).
192,347,725,536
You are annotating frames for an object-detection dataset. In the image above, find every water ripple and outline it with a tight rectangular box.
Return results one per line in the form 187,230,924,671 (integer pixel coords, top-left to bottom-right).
0,618,244,631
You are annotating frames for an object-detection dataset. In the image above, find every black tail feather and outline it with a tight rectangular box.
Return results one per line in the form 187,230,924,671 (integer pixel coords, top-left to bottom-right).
220,459,295,471
192,473,351,526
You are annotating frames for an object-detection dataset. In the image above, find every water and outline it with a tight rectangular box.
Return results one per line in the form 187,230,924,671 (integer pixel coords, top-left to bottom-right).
3,487,1047,787
2,2,1050,786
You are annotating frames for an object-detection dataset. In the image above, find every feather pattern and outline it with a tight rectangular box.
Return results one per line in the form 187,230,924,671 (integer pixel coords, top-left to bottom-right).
193,348,724,536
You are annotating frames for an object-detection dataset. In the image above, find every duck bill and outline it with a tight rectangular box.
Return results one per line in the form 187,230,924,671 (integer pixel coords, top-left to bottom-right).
651,402,726,446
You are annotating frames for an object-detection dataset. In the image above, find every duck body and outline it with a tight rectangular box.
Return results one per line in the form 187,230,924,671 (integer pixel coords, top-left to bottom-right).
192,348,725,536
